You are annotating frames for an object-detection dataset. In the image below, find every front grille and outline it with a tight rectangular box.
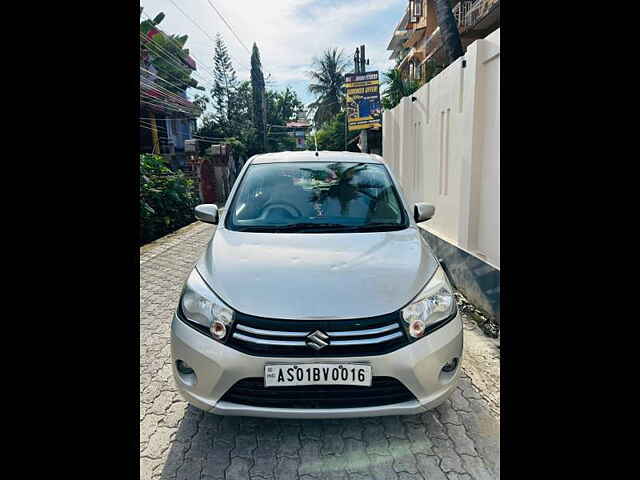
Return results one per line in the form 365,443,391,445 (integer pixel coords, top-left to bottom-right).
226,311,409,357
220,376,416,409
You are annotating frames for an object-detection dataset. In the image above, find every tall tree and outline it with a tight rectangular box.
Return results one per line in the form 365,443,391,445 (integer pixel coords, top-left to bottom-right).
307,48,348,126
211,33,238,134
433,0,464,65
250,43,267,153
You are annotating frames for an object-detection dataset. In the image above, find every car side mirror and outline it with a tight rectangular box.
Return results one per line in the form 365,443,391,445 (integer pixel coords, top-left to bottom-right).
195,204,219,224
413,203,435,223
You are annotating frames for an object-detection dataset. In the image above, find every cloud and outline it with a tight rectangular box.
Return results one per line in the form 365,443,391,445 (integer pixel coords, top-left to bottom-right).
141,0,404,103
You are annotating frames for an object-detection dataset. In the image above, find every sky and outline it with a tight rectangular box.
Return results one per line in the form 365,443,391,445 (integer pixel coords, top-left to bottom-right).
141,0,406,108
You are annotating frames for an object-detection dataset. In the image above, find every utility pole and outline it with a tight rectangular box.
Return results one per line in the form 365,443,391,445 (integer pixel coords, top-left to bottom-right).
344,98,347,151
357,45,368,154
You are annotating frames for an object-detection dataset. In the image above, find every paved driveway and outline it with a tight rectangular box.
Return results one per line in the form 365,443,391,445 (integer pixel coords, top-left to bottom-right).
140,222,500,480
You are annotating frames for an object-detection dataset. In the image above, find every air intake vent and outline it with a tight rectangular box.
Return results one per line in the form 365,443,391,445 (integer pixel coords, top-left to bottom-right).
226,311,409,357
220,377,416,409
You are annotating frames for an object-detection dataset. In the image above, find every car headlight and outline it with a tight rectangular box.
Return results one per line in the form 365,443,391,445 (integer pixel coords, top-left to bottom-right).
180,269,234,342
401,266,456,340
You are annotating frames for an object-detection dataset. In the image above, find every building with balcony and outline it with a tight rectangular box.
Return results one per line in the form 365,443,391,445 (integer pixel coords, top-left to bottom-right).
140,24,201,168
387,0,500,82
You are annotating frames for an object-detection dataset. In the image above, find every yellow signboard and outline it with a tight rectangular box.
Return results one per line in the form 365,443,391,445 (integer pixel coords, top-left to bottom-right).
345,71,382,131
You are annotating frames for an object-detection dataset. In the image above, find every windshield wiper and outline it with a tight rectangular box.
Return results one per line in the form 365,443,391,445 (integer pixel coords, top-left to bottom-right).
235,222,406,233
339,223,406,232
235,223,348,232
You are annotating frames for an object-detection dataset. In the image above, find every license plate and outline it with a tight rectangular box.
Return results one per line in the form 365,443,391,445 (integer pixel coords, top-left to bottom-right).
264,363,372,387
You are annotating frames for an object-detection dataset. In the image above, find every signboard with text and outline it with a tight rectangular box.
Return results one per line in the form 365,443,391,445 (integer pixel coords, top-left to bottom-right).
345,71,382,131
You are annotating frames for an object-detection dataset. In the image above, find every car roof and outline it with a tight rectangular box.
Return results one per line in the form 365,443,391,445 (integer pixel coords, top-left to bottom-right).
249,151,385,165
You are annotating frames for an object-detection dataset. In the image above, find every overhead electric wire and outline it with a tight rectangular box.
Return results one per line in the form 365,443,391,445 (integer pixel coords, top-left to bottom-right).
140,86,196,109
140,116,195,121
140,96,197,115
201,0,251,54
140,94,199,117
161,0,275,85
140,120,236,142
200,0,277,84
140,98,197,115
139,124,233,145
140,40,213,92
160,0,246,69
142,11,220,71
139,37,216,116
141,2,275,118
140,77,193,103
140,32,217,86
140,38,187,72
140,66,213,97
139,34,215,113
140,9,225,80
140,32,194,74
140,77,201,109
140,66,196,92
140,38,213,89
139,121,223,141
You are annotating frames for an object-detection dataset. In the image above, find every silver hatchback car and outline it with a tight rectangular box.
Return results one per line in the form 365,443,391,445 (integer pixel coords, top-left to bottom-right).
171,151,463,418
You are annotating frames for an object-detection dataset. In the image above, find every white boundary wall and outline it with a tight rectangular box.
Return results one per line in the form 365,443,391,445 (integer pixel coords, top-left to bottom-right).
383,29,500,268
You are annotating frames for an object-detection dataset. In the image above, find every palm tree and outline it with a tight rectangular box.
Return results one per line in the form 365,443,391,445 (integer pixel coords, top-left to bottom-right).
307,48,348,126
433,0,464,65
381,69,420,110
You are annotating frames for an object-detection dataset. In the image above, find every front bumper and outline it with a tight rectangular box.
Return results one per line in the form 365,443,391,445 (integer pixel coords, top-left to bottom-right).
170,312,463,418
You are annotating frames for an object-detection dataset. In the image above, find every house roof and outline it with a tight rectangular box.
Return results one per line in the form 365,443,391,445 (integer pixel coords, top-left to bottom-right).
285,121,311,129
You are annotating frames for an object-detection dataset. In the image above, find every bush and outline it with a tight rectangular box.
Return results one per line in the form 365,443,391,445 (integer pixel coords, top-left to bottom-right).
140,154,198,245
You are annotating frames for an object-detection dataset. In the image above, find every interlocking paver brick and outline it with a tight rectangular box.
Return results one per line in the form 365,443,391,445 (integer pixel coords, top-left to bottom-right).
140,221,500,479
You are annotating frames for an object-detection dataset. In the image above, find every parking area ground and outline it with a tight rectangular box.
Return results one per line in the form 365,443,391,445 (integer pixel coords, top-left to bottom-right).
140,222,500,480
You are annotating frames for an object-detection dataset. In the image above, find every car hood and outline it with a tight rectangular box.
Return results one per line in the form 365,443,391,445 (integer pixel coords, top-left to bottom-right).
195,226,438,320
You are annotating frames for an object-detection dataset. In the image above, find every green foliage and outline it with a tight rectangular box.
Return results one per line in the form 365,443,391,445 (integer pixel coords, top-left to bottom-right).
423,59,445,83
313,111,359,152
307,48,348,126
267,131,297,153
266,87,304,127
251,43,267,153
211,33,240,132
381,68,421,110
198,80,257,155
140,12,202,94
196,37,307,156
140,154,197,245
265,87,306,153
197,37,256,154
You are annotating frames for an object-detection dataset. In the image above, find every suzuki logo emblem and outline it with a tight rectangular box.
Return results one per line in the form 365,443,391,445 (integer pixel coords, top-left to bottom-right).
306,330,330,350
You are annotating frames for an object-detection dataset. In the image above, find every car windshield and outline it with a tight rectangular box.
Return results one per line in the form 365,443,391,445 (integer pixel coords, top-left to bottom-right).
225,161,409,233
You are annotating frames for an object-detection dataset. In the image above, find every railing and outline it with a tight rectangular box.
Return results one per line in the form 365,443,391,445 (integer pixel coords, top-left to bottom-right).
467,0,499,27
453,1,475,30
453,0,498,31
